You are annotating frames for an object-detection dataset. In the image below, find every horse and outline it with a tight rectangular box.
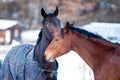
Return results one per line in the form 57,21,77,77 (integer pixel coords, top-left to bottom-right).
1,6,61,80
45,22,120,80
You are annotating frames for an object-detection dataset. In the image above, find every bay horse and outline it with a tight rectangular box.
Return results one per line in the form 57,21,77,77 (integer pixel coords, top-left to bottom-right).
45,22,120,80
1,6,61,80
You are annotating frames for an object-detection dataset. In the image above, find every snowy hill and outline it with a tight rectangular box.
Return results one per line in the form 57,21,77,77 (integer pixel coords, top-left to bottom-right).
81,22,120,43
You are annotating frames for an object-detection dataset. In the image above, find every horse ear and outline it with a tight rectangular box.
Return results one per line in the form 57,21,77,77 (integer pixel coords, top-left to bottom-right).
41,8,48,18
64,22,69,33
54,6,58,16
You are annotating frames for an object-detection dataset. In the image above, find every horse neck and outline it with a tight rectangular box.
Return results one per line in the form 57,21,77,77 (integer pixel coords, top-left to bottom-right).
34,32,51,64
70,31,116,70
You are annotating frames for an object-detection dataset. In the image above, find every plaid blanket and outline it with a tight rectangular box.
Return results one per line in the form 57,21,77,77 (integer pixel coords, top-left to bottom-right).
1,44,47,80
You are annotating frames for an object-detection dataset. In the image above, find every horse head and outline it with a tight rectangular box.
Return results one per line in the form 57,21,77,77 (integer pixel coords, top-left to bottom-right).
41,6,61,40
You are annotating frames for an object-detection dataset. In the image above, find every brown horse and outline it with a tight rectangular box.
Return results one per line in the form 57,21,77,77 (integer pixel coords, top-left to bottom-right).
45,22,120,80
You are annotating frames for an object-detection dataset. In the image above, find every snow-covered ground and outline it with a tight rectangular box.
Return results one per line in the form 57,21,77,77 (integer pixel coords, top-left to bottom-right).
21,30,40,44
1,22,120,80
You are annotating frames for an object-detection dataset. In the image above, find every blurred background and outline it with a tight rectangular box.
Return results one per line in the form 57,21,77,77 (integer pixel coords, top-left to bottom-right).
0,0,120,80
0,0,120,28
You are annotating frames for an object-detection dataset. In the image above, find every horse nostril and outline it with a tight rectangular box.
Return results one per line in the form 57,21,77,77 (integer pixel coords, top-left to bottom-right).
44,53,55,62
47,56,51,62
44,54,46,58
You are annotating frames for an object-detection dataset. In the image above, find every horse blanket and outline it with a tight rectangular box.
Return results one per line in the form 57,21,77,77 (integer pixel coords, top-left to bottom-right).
1,44,49,80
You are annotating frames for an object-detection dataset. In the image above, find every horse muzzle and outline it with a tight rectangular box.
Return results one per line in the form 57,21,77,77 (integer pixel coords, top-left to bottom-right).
44,53,55,62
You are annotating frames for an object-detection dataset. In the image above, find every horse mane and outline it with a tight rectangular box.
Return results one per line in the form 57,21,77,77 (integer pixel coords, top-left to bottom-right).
68,24,106,41
36,28,43,44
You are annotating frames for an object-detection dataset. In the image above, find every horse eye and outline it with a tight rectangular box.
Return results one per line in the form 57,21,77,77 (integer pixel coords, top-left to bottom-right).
55,38,59,41
46,22,49,26
46,22,49,28
51,32,53,34
46,22,49,24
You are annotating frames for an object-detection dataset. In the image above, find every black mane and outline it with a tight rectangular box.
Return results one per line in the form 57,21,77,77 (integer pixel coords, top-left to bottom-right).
36,29,43,44
68,25,106,40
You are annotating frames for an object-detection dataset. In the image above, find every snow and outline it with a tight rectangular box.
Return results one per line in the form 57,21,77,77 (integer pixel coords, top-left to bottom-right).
1,22,120,80
86,22,120,28
0,19,18,30
57,51,94,80
81,22,120,43
21,30,40,44
0,40,20,61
